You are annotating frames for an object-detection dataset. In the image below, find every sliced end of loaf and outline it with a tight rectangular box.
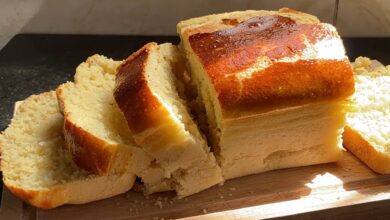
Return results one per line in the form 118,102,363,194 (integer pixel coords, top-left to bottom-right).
343,57,390,173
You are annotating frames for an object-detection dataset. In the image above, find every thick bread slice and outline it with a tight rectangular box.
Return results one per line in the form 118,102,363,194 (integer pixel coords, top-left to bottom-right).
57,55,130,175
114,42,223,197
0,92,135,209
57,55,172,193
178,8,354,179
343,57,390,174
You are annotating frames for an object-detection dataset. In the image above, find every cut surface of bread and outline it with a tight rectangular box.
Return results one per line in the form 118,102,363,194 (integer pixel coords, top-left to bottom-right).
0,92,135,209
178,8,354,179
114,42,223,197
57,55,172,193
343,57,390,174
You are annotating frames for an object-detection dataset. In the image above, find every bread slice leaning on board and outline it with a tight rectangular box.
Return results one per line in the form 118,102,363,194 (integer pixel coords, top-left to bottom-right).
56,55,173,194
114,42,223,197
0,92,135,209
343,57,390,174
177,8,355,179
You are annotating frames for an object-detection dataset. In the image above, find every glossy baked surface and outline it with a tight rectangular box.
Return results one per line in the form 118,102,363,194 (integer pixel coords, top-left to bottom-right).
184,14,355,116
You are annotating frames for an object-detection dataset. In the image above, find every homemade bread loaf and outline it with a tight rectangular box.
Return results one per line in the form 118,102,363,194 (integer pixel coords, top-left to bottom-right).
57,55,172,193
343,57,390,174
178,8,355,179
0,92,135,209
114,42,223,197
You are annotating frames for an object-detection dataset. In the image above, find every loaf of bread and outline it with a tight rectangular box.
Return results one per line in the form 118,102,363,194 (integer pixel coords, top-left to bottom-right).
114,42,223,197
177,8,355,179
0,92,135,209
343,57,390,173
57,55,172,194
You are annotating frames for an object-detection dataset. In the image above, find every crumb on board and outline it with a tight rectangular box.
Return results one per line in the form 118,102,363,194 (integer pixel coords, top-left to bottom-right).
202,209,208,214
154,200,163,209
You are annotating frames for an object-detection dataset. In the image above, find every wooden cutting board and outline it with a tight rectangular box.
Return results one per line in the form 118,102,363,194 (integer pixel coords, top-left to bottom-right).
1,103,390,220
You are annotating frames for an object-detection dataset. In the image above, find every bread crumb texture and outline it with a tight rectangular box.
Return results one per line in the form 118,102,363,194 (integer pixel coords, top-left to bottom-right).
349,57,390,152
60,55,131,146
0,92,90,190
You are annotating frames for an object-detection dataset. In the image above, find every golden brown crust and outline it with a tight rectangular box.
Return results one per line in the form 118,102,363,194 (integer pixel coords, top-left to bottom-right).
185,14,354,116
114,42,170,134
6,185,65,209
56,87,116,175
62,117,116,175
343,126,390,174
216,59,354,118
189,15,328,65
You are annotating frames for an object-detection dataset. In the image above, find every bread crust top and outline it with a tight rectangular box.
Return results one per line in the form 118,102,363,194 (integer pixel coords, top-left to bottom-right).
180,9,355,118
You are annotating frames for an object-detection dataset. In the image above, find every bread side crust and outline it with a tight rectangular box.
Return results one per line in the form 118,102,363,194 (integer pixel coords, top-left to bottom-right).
62,116,117,175
114,42,171,134
4,171,135,209
343,126,390,174
57,87,121,175
6,184,66,209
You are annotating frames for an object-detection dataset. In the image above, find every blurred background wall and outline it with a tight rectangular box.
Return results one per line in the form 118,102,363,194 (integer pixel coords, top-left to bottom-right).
1,0,390,49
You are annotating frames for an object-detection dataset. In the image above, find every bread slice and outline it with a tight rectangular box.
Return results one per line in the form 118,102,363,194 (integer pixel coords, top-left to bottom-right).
114,42,223,197
0,92,135,209
343,57,390,174
177,8,355,179
57,55,172,194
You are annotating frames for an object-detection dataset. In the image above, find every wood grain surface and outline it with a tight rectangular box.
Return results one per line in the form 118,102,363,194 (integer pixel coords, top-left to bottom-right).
31,152,389,220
